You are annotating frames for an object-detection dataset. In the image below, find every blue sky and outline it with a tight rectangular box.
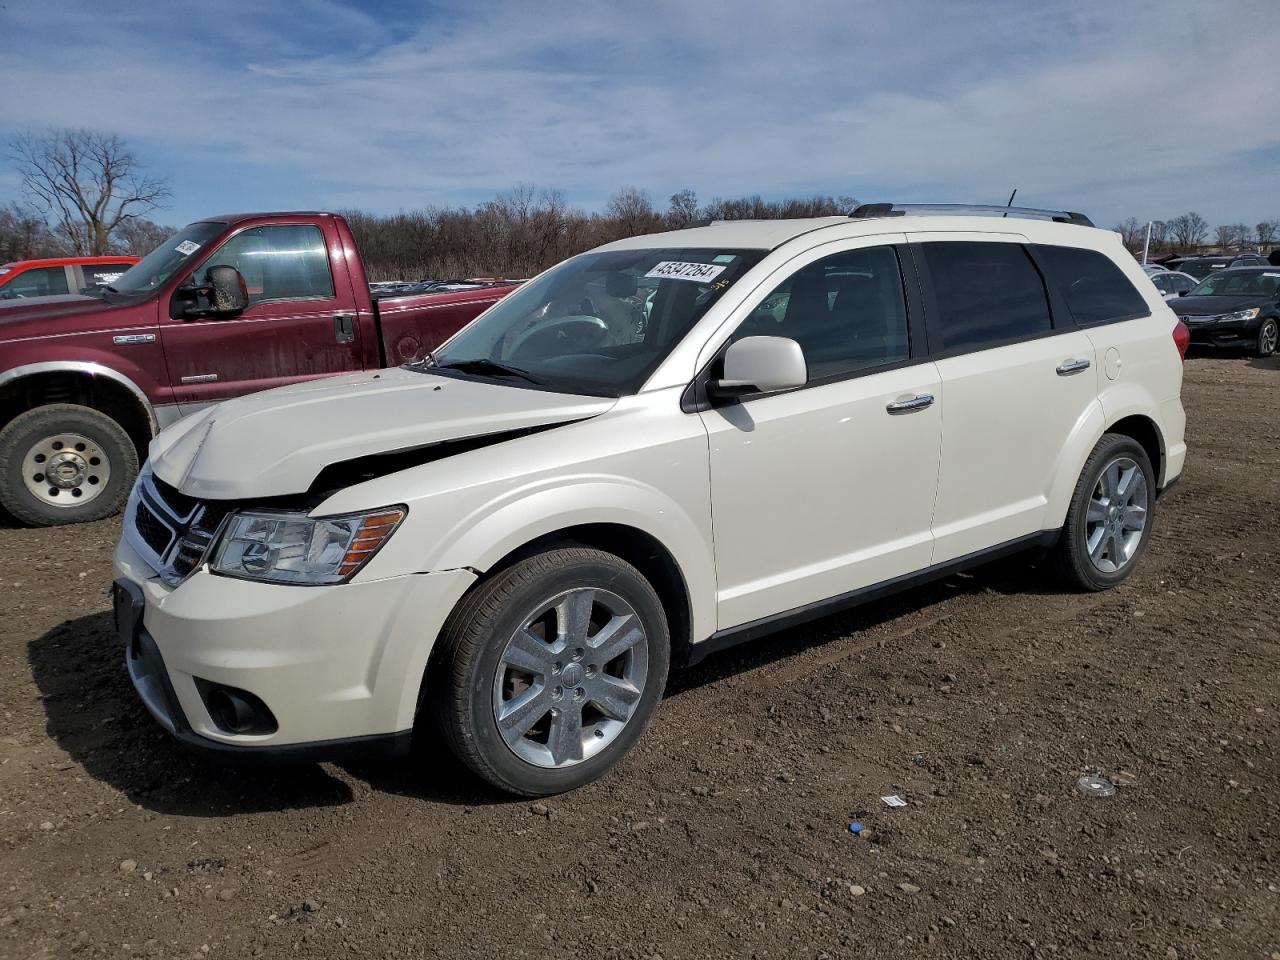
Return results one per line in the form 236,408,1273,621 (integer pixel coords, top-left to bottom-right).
2,0,1279,231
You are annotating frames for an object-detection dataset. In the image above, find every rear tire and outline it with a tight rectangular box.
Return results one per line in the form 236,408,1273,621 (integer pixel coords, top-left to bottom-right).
0,404,138,526
430,547,670,796
1051,433,1156,592
1255,317,1278,358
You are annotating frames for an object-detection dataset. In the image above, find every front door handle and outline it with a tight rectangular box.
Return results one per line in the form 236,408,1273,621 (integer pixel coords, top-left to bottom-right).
334,313,356,343
1056,358,1091,375
886,393,935,414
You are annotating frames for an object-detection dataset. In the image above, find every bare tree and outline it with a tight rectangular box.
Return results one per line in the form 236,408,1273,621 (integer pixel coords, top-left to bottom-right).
0,202,62,261
114,217,173,256
605,186,662,238
8,128,171,255
666,189,700,228
1169,212,1209,250
1115,217,1145,251
1255,220,1279,249
1214,224,1235,251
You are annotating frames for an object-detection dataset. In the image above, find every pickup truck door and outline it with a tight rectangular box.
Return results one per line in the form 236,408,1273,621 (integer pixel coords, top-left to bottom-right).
161,221,366,410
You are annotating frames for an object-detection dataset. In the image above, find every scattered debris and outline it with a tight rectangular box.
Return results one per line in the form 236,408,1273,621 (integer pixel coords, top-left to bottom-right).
848,821,864,835
1076,774,1117,798
880,795,908,808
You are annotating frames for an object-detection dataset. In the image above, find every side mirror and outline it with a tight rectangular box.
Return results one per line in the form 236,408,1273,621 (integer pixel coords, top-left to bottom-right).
708,336,807,402
1177,290,1189,297
206,265,249,314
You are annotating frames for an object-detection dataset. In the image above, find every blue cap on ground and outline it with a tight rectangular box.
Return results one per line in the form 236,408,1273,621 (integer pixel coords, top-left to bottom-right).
849,821,864,835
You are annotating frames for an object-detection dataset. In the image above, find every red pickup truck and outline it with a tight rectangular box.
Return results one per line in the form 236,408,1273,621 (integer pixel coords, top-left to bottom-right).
0,212,519,526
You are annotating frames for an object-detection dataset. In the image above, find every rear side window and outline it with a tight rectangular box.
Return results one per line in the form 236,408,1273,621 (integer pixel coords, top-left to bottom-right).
81,263,132,289
0,266,69,300
919,241,1051,352
1034,245,1150,327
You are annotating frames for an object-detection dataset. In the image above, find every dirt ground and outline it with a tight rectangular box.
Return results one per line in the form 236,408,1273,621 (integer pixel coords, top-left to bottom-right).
1,354,1277,960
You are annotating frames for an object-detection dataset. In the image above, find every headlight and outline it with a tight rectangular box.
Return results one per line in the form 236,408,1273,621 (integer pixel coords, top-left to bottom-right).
1221,307,1260,323
209,506,406,585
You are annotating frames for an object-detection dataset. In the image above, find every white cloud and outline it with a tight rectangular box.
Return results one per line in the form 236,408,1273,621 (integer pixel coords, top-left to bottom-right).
1,0,1278,227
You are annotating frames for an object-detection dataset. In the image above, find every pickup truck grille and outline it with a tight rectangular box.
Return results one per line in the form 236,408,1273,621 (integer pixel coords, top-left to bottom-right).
126,468,231,585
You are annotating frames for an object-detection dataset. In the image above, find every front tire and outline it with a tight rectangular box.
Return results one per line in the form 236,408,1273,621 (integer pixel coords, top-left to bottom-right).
1255,317,1278,358
0,404,138,526
1051,433,1156,592
431,547,670,796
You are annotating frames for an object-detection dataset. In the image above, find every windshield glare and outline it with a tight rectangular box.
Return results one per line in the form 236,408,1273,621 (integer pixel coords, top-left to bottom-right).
107,221,227,295
427,247,766,396
1188,269,1280,298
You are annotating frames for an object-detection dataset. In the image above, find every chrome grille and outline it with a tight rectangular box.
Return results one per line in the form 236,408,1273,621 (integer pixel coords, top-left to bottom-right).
126,468,230,585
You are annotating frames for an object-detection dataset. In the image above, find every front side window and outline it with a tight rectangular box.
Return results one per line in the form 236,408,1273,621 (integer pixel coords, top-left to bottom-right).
428,247,766,397
732,245,910,382
1034,244,1150,326
205,225,334,304
0,266,69,299
920,241,1052,351
1168,273,1195,294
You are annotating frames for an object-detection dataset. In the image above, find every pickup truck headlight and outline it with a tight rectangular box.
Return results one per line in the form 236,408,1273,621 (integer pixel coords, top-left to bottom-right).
209,506,406,585
1221,307,1260,323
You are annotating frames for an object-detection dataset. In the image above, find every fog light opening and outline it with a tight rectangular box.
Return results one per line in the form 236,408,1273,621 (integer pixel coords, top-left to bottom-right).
195,680,278,736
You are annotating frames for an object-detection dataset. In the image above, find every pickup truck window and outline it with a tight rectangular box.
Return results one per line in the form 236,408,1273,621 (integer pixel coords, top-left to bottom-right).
205,224,335,304
110,221,228,295
0,266,69,299
428,247,766,397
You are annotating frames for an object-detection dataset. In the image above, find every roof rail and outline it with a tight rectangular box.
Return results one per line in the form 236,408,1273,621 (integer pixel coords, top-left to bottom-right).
849,202,1094,227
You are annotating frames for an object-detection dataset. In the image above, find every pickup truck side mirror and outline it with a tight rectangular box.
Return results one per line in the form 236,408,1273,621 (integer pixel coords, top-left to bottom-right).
707,336,807,402
1177,290,1189,296
206,265,249,314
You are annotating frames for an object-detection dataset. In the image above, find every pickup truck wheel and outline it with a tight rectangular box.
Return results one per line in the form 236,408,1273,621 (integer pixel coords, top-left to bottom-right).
431,547,670,796
1256,318,1278,357
1051,433,1156,592
0,404,138,526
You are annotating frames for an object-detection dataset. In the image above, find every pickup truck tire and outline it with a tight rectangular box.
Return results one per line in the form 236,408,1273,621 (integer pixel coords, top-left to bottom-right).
430,547,670,796
1051,433,1156,592
0,404,138,527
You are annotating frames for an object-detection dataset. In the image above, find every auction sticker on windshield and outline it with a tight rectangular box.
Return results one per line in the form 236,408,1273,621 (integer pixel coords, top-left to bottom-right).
645,261,726,283
175,240,201,256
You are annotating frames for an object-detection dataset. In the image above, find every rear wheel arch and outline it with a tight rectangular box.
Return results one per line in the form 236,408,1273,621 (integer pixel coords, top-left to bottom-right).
1105,414,1164,487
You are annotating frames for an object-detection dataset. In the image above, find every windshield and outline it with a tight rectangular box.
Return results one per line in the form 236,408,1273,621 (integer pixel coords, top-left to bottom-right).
106,221,227,295
425,247,766,396
1187,269,1280,298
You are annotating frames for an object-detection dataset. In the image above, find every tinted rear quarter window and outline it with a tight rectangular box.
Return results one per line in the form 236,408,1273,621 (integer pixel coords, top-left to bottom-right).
919,241,1052,352
1034,245,1150,326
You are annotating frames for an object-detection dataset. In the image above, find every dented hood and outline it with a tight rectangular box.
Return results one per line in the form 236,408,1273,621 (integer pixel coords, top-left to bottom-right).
149,367,616,499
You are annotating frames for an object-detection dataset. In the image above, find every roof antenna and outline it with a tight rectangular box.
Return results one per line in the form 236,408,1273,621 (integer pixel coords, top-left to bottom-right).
1003,188,1017,217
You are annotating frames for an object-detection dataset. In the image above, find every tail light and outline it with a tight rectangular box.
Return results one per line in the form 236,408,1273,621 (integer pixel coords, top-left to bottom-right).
1172,319,1190,361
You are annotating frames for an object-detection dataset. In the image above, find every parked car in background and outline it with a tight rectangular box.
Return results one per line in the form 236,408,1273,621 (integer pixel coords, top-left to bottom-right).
111,203,1187,795
1168,266,1280,356
0,212,520,526
1148,269,1198,300
0,256,139,300
1171,254,1269,280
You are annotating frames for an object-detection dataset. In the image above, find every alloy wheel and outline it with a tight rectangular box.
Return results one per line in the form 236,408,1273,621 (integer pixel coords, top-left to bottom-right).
1084,456,1149,574
493,587,649,768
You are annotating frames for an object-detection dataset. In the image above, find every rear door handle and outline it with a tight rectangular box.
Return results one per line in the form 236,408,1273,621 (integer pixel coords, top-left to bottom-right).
886,393,935,414
1056,358,1091,375
334,313,356,343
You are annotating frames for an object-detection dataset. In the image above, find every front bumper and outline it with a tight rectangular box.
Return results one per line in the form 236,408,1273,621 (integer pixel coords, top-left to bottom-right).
1181,315,1263,347
113,534,477,755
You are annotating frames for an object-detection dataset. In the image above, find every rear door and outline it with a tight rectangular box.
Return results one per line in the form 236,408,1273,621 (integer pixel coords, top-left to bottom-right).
912,236,1099,564
160,221,366,409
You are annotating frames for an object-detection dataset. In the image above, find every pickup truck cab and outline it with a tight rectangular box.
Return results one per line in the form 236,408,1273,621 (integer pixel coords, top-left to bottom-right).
0,256,139,300
111,203,1188,795
0,212,518,526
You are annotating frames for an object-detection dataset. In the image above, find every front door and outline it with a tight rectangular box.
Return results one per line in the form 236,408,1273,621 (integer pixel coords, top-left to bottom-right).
699,240,943,630
161,221,365,409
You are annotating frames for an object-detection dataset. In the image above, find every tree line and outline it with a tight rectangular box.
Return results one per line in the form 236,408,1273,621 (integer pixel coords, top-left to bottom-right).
1113,213,1280,257
4,127,1277,278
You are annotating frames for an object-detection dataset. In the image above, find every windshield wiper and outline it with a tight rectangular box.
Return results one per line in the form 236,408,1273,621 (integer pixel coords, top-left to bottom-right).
437,358,545,385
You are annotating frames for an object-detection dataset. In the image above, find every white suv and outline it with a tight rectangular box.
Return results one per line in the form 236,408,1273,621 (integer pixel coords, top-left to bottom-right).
112,204,1189,795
